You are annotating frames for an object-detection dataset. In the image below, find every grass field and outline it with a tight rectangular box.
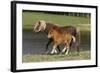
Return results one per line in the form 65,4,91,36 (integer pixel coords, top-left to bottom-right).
22,11,91,62
23,51,90,62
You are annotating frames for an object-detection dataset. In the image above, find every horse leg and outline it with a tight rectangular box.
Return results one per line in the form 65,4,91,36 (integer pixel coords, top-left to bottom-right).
51,44,57,54
65,47,69,55
62,44,69,55
57,46,61,53
62,45,67,53
54,47,57,54
70,38,73,47
45,39,53,54
65,43,70,55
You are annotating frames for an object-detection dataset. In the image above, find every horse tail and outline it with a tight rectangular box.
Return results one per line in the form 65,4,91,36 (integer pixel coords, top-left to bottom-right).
72,36,76,43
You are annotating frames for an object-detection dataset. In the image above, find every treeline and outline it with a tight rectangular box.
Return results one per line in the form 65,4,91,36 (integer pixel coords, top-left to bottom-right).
44,12,91,17
23,10,91,17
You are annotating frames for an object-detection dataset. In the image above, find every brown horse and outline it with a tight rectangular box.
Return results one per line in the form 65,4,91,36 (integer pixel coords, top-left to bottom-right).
48,27,76,54
33,20,80,54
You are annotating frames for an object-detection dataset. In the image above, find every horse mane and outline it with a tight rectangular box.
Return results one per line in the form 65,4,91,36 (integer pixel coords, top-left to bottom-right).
46,22,59,30
34,20,61,33
45,21,66,34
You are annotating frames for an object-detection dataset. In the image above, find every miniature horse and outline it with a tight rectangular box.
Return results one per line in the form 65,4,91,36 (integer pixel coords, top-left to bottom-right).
48,27,76,55
34,20,80,54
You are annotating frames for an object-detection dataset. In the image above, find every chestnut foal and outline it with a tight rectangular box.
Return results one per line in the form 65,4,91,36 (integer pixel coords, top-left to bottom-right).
48,27,76,55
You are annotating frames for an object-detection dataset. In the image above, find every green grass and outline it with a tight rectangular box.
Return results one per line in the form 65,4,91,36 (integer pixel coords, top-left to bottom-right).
22,51,90,63
22,12,90,30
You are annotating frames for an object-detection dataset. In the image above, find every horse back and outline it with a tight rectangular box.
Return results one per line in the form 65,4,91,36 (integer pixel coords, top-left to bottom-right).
61,26,77,37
